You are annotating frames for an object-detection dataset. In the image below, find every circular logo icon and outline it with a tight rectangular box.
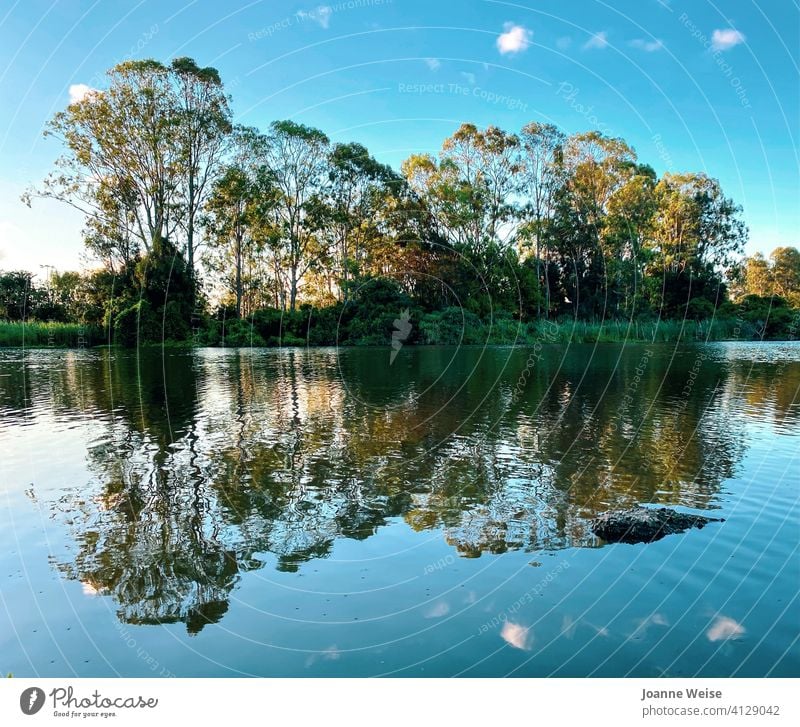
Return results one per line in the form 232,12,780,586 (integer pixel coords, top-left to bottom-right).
19,687,45,716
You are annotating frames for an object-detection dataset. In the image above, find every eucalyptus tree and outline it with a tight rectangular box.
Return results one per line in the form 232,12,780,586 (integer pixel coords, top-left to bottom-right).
170,57,232,282
30,60,184,256
402,123,521,255
517,122,565,316
769,247,800,306
323,142,399,300
649,172,747,313
260,120,331,311
556,131,637,315
605,166,658,314
651,173,746,274
29,58,231,276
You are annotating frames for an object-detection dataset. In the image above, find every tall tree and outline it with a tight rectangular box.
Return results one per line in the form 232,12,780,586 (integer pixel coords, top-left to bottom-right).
170,57,232,283
261,120,330,311
769,246,800,306
31,60,184,254
518,122,565,316
323,142,399,300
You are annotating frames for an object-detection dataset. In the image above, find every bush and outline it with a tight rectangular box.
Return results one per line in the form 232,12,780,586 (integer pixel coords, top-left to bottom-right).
114,300,157,347
418,307,485,345
218,318,266,347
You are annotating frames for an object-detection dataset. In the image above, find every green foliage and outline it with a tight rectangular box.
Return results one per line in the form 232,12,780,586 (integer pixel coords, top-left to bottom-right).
0,321,103,347
17,58,799,348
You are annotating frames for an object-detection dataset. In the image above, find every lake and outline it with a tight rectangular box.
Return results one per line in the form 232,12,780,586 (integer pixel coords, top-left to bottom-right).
1,342,798,677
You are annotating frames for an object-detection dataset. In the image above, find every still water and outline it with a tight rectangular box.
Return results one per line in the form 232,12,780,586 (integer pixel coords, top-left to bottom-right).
1,343,798,677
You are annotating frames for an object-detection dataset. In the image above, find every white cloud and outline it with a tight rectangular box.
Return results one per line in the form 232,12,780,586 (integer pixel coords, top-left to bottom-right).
297,5,332,29
706,616,745,642
556,36,572,50
68,83,98,104
496,23,532,55
711,28,745,51
583,31,608,50
424,601,450,618
425,57,441,71
460,71,476,85
630,38,663,52
500,622,532,650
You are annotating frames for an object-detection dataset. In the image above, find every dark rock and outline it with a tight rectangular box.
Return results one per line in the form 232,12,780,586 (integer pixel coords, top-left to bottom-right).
591,506,724,544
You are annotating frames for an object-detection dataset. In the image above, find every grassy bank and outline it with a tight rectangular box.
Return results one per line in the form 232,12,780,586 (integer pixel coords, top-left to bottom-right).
0,316,777,348
0,321,105,348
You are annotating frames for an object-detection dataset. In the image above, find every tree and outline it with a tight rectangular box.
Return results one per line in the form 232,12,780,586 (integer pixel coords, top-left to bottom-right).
743,253,772,297
202,129,277,318
403,124,521,255
550,132,636,317
260,120,331,311
323,142,399,300
31,60,184,254
517,122,565,316
769,247,800,306
170,57,232,283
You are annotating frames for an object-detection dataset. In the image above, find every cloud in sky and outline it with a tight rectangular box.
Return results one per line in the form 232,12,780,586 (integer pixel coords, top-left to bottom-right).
68,83,97,104
711,28,745,51
630,38,663,52
460,71,476,85
496,23,532,55
583,31,608,50
425,57,441,71
297,5,332,29
556,36,572,50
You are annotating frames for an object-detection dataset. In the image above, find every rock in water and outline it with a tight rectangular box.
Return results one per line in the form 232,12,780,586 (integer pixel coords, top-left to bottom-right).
591,506,724,544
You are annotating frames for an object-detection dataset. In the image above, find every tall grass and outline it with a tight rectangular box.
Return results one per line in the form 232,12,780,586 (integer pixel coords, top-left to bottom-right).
0,321,105,348
523,318,748,344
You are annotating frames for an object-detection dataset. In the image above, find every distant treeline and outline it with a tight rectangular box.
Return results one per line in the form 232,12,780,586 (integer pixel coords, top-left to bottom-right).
4,57,797,346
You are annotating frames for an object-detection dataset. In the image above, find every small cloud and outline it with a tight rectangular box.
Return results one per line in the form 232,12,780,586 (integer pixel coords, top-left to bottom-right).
500,621,532,650
707,616,745,642
556,36,572,50
630,38,663,52
583,31,608,50
425,58,441,71
711,28,745,51
460,71,476,85
496,23,532,55
424,601,450,618
68,83,98,104
297,5,333,29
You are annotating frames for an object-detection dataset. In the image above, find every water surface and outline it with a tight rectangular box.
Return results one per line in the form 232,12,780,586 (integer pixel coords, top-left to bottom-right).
1,342,798,676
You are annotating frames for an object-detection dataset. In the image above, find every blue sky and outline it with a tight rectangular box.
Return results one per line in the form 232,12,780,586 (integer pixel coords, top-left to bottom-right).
0,0,797,273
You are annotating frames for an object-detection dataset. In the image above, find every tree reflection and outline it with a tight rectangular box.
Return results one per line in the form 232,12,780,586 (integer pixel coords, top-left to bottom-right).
18,343,797,631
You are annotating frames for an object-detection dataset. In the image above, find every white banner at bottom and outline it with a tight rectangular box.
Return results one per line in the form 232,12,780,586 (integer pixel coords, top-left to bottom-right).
0,678,796,726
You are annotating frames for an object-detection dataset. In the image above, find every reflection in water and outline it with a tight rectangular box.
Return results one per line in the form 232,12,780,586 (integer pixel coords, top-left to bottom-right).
1,343,798,633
